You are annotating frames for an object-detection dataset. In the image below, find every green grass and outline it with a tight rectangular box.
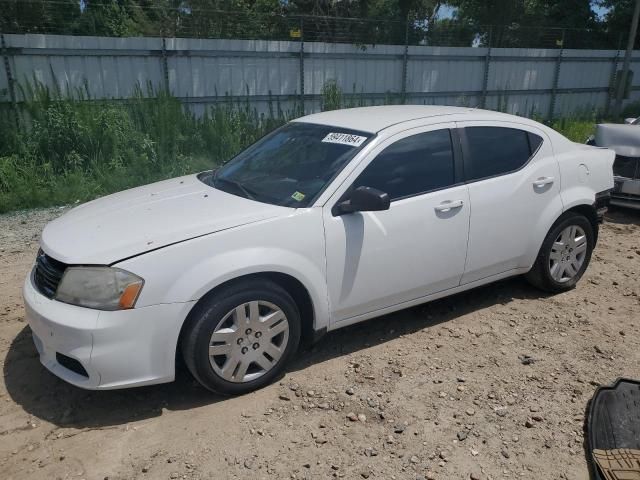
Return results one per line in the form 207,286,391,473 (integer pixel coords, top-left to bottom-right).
0,82,290,213
0,79,618,214
550,118,595,143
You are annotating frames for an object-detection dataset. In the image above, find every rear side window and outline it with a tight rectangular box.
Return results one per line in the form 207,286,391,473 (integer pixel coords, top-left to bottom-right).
352,129,455,201
463,127,543,181
528,132,543,153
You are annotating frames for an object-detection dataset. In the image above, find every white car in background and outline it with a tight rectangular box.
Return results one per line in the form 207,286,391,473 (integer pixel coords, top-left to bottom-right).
24,106,614,395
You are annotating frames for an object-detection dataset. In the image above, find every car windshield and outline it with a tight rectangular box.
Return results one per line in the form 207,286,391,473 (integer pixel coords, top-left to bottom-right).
206,122,372,207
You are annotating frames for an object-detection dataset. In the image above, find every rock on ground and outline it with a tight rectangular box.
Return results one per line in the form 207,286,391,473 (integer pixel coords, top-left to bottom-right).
0,207,639,479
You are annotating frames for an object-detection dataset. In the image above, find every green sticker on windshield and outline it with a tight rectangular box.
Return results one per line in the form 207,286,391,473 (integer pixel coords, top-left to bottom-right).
291,191,306,202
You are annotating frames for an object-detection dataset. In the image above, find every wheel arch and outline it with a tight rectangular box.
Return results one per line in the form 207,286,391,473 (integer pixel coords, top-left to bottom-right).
525,204,597,292
526,201,599,273
564,203,599,244
560,183,603,245
176,271,318,365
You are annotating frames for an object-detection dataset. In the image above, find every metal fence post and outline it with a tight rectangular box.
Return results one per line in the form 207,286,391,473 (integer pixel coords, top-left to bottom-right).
548,29,565,122
161,37,170,93
605,47,621,117
299,18,305,115
480,26,492,109
1,32,19,129
401,19,409,104
613,0,640,118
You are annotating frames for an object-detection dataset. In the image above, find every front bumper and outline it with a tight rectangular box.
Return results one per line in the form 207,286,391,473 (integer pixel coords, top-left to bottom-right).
23,272,195,390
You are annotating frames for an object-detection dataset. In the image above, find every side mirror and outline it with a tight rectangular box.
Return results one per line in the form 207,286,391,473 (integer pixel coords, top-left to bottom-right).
624,117,637,125
333,186,390,216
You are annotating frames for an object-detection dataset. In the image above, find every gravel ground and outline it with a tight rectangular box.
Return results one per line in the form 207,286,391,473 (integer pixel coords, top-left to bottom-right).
0,206,639,480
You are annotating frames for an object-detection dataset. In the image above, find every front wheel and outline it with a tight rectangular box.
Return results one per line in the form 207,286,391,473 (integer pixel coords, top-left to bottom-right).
181,279,301,395
525,212,595,293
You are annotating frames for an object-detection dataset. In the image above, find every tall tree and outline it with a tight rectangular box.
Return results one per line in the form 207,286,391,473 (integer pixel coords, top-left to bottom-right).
598,0,640,48
73,0,182,36
1,0,82,34
445,0,598,47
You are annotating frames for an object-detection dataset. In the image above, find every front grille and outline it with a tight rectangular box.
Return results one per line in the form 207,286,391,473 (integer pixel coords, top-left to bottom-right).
33,250,67,298
612,155,639,179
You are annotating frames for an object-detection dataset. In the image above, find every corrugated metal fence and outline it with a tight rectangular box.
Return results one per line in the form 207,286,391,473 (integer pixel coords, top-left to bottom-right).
1,33,639,119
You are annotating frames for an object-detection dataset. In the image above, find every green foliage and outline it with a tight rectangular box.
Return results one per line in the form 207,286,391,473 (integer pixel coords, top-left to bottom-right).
447,0,598,30
597,0,639,49
0,0,180,36
548,107,599,142
445,0,601,47
320,80,343,111
0,79,290,214
0,0,629,49
0,78,615,214
0,0,83,35
550,119,595,143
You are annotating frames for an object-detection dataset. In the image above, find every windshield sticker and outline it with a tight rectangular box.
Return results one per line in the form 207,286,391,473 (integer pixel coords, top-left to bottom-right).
322,132,368,147
291,191,306,202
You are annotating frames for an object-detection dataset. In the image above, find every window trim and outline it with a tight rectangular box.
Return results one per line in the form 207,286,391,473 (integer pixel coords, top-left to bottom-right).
304,130,378,207
332,127,464,214
457,126,544,184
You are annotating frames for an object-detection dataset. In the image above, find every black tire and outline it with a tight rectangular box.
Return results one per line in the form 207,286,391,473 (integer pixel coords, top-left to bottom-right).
181,279,301,395
525,212,595,293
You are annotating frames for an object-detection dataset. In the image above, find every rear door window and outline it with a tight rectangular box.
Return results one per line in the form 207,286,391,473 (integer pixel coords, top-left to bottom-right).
462,127,543,181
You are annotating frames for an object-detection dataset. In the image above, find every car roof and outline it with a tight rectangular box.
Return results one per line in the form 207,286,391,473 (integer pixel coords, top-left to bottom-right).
293,105,517,134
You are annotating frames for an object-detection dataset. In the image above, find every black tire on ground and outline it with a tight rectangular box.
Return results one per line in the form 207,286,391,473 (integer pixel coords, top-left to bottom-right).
525,212,595,293
181,279,301,395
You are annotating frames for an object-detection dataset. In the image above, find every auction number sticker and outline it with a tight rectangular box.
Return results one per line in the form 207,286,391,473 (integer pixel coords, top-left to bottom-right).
322,132,367,147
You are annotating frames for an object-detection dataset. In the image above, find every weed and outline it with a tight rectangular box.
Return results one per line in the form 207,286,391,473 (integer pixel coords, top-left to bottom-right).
0,78,615,213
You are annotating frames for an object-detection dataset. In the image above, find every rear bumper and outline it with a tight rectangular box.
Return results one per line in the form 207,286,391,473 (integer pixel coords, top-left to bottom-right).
24,272,195,390
594,189,611,222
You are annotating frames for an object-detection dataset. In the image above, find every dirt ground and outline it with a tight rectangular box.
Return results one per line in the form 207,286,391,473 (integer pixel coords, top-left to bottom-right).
0,206,639,480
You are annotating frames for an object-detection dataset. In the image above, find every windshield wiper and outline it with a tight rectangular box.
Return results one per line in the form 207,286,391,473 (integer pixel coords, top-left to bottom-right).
213,176,256,201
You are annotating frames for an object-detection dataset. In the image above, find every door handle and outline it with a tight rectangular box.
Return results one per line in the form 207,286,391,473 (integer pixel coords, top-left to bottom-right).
533,176,555,188
434,200,464,212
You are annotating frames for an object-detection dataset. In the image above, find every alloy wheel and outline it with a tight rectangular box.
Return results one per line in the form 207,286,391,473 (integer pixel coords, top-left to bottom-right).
548,225,588,283
208,300,289,383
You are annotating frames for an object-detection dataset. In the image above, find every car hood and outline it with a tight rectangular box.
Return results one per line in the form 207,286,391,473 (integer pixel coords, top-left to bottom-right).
595,123,640,157
41,174,290,265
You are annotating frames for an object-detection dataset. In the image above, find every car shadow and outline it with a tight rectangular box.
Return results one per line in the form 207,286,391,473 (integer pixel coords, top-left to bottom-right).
3,326,221,429
288,276,549,374
4,276,548,429
605,208,640,225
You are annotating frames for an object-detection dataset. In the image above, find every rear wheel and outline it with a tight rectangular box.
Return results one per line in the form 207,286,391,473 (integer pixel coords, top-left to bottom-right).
525,212,594,293
182,279,301,395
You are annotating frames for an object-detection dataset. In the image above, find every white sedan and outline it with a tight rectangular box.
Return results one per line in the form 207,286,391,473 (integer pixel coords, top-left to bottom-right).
24,106,614,395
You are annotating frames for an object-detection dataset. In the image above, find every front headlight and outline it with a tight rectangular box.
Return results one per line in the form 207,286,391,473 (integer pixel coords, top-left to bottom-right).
55,267,144,311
